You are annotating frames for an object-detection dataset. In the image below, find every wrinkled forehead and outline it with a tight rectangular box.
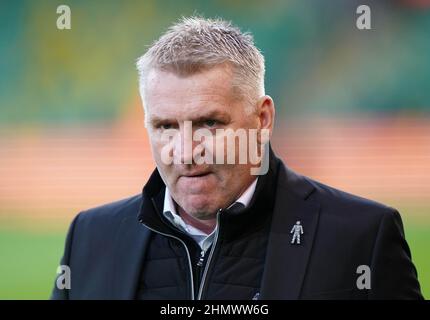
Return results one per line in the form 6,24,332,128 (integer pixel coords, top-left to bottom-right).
145,64,235,98
144,65,240,122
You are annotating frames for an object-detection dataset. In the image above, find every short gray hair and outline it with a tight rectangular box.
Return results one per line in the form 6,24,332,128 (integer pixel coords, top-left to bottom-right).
136,16,265,115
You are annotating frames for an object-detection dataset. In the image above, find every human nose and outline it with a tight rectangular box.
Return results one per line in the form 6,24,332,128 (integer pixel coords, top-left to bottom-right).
172,121,195,165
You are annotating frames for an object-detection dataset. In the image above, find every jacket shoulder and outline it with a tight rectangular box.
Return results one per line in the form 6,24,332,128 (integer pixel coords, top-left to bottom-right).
281,164,399,224
76,194,143,226
309,177,394,213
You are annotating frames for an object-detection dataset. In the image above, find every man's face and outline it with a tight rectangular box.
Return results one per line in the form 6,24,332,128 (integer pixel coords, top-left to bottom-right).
144,64,268,220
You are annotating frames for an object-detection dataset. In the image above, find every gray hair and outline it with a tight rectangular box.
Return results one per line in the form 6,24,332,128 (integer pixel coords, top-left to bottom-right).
136,16,265,116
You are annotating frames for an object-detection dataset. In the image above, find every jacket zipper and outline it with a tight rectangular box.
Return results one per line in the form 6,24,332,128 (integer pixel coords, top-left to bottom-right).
141,201,222,300
139,222,195,300
196,209,222,300
196,249,206,287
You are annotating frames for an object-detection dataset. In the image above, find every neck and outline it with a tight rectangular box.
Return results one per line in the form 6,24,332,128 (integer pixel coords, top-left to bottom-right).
177,206,217,234
175,178,258,235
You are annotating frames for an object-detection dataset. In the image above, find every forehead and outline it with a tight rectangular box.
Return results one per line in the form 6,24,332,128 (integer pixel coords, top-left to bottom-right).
144,65,237,121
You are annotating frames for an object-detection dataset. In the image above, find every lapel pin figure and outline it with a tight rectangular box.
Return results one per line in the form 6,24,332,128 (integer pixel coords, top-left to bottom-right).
252,292,260,300
290,221,304,244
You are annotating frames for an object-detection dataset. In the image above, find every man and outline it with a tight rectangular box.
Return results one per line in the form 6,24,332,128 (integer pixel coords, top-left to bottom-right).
51,16,422,300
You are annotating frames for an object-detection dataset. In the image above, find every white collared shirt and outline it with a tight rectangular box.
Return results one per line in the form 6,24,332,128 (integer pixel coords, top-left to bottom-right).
162,178,258,252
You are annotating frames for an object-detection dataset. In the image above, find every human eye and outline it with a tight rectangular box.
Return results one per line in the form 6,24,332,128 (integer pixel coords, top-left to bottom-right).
153,121,177,131
204,119,219,128
161,123,173,130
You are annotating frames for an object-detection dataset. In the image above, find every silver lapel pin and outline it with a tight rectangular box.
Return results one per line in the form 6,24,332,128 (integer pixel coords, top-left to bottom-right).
290,220,303,244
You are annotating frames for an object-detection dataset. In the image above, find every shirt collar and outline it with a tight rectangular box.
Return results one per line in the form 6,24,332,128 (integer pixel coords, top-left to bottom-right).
227,178,258,209
163,178,258,216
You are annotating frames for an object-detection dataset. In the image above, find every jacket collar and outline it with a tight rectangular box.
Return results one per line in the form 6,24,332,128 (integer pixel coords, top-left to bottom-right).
112,145,320,299
259,161,320,299
137,145,281,241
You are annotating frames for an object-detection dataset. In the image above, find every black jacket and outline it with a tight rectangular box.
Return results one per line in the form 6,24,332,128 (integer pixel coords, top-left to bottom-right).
134,147,279,300
51,150,423,300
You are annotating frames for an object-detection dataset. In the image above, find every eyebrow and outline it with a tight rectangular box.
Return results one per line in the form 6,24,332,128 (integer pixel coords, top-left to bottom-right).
149,109,231,126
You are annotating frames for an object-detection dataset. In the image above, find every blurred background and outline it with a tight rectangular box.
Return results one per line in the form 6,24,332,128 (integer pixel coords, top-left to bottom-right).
0,0,429,299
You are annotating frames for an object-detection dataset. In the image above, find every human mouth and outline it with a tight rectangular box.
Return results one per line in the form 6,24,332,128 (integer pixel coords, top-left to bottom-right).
181,171,211,178
177,171,215,193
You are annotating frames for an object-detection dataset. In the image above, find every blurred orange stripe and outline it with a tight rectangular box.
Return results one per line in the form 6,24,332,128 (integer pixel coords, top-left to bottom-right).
0,113,429,220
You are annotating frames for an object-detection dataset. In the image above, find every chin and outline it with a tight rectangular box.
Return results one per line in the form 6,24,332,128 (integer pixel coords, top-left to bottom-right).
183,195,219,216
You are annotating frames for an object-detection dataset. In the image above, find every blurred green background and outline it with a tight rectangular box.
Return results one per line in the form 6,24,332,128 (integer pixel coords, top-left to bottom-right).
0,0,429,299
